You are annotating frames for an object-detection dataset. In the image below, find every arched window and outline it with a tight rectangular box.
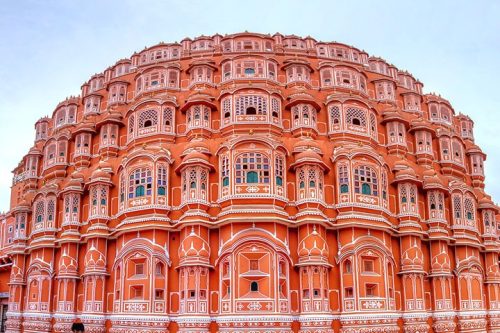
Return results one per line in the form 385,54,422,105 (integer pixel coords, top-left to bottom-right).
338,164,349,194
330,105,341,129
47,199,55,222
235,152,270,184
220,155,230,196
247,171,258,183
250,281,259,292
221,98,232,120
34,200,44,224
157,165,167,196
161,107,174,133
129,168,152,199
354,165,378,196
346,108,367,127
361,183,371,195
135,185,145,197
235,95,267,116
275,155,284,188
138,109,158,129
344,260,352,273
464,196,475,223
453,195,462,219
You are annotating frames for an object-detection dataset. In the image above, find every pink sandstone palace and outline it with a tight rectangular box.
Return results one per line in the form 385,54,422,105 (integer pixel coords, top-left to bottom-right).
0,32,498,333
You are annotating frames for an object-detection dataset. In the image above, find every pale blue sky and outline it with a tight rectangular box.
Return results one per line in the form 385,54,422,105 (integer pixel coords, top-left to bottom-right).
0,0,499,212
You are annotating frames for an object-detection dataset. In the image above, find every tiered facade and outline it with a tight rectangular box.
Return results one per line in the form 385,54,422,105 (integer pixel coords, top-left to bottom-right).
0,32,498,333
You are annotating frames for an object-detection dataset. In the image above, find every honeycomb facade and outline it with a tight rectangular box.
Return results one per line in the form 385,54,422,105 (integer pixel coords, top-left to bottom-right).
0,32,499,333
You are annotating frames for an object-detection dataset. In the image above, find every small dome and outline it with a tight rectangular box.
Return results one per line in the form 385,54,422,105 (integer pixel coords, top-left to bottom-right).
422,169,447,189
401,245,424,267
183,151,209,163
397,167,416,177
91,167,111,181
295,149,323,164
466,144,483,155
298,226,328,259
478,195,498,211
179,227,210,265
75,121,95,133
182,140,211,156
292,138,322,154
98,160,112,169
431,250,451,272
66,172,84,188
176,150,214,173
28,147,42,155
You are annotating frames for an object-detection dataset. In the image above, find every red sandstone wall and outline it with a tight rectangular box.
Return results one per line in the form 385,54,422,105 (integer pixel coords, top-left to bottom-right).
0,32,498,333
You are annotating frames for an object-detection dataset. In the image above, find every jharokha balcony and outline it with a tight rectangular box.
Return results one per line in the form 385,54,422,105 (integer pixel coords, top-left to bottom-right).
1,32,498,333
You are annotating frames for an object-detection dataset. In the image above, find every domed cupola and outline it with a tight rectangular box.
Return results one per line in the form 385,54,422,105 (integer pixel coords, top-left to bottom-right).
86,161,113,223
422,168,448,191
62,171,85,193
391,160,422,226
477,193,500,245
380,107,410,155
466,143,486,188
391,160,420,184
22,147,43,191
178,226,211,267
297,225,329,266
176,140,214,210
291,137,323,155
401,241,425,272
292,150,327,168
72,121,96,168
84,240,107,274
88,162,113,186
285,92,320,138
290,142,329,207
58,246,78,277
96,110,123,157
431,248,452,274
181,92,216,139
409,117,436,165
422,169,448,232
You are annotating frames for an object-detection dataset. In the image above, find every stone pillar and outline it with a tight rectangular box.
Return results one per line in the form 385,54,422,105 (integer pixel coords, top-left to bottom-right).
429,240,456,333
297,224,333,333
81,237,108,333
177,226,211,333
53,242,80,333
5,253,25,333
400,236,430,333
